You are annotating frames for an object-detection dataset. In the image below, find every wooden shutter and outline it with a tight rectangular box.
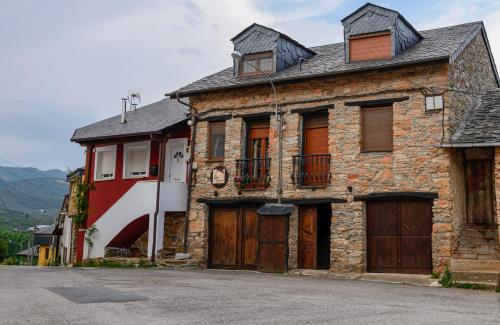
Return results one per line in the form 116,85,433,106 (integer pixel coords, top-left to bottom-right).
349,32,391,62
362,106,393,152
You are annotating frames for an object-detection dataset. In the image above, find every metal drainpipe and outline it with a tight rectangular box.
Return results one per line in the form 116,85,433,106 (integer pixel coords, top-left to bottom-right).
175,92,197,253
150,134,163,263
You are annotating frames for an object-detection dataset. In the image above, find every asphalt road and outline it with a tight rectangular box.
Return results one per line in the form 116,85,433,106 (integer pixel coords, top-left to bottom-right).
1,266,499,324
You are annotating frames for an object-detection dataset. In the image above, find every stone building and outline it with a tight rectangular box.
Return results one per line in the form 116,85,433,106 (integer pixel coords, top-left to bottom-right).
170,3,500,277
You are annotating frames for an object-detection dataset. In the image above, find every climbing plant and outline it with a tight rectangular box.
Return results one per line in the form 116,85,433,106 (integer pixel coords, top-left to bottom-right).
73,177,94,226
85,225,98,259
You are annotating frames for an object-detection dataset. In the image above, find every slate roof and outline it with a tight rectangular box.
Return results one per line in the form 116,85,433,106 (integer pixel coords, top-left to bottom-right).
171,22,498,97
450,90,500,145
71,99,188,143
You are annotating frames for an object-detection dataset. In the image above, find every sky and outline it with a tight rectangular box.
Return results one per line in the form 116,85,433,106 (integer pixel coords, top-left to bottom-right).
1,0,500,171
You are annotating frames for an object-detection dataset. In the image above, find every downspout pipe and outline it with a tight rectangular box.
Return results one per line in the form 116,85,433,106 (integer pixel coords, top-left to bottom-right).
175,92,197,254
150,134,164,263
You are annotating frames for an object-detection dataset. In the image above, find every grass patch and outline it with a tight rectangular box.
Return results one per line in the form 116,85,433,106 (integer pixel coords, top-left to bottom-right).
439,267,488,290
74,258,156,268
431,271,440,279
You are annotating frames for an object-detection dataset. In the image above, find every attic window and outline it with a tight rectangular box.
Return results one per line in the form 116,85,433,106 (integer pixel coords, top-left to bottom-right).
239,52,273,76
349,32,391,62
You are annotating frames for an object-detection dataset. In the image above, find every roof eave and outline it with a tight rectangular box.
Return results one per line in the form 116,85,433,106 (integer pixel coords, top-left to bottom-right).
441,142,500,148
171,56,450,99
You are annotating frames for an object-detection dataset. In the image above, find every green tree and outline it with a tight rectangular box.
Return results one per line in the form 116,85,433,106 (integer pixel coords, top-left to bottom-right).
0,240,8,261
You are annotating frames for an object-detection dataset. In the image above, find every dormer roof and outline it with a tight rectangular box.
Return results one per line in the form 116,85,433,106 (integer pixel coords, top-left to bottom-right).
231,23,315,56
341,3,422,39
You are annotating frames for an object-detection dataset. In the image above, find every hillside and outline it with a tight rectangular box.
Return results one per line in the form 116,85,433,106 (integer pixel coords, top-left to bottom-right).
0,166,67,230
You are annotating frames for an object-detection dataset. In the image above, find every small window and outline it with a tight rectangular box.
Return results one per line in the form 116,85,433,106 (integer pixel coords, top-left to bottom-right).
94,145,117,181
239,52,273,76
242,60,257,74
209,121,225,160
425,95,444,112
361,106,393,152
123,141,150,178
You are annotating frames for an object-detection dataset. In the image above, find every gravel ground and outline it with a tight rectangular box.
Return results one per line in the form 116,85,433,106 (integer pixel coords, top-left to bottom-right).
1,266,499,324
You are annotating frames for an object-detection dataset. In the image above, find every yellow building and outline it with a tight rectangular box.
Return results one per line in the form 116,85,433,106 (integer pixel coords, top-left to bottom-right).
34,225,55,266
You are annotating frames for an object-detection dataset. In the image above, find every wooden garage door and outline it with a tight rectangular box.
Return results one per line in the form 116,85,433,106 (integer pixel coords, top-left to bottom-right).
367,200,432,274
209,206,259,270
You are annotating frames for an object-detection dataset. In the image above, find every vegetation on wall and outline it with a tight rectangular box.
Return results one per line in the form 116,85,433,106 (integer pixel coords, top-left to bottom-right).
73,178,94,226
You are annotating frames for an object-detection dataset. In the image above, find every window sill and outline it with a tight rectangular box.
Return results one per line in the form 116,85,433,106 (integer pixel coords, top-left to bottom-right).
207,159,224,163
94,178,115,182
123,175,149,180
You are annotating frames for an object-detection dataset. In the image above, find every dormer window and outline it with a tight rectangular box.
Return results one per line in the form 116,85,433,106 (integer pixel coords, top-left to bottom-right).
349,32,391,62
239,52,273,76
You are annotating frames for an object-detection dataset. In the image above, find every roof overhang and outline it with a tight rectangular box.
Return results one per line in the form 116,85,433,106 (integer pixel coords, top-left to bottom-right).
71,119,187,144
169,56,450,99
441,142,500,148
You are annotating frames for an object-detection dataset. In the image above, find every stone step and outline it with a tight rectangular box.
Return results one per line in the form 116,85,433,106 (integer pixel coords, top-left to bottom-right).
450,258,500,272
452,280,498,290
452,271,500,284
156,258,200,269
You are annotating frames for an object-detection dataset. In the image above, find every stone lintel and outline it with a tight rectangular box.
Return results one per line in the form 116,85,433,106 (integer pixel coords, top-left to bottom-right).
353,191,438,201
344,96,409,107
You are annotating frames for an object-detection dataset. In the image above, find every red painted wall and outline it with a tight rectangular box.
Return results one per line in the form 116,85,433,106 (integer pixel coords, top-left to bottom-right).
75,123,191,260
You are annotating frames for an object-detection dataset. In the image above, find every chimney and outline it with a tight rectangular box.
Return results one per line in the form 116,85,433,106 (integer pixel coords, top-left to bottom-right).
121,98,127,124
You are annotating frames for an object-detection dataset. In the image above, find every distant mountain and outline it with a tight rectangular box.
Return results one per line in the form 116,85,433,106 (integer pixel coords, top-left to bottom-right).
0,166,67,230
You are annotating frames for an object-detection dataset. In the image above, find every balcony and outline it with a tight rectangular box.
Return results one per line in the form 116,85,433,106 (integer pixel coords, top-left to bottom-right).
235,158,271,189
292,154,331,187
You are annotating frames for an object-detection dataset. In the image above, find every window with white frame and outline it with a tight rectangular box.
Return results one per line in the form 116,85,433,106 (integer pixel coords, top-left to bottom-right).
425,95,444,112
94,145,117,181
123,141,150,178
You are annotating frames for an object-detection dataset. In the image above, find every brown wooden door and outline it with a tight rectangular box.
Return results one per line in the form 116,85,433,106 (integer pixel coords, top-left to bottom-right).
466,159,494,224
367,200,432,274
209,206,259,270
400,201,432,273
210,207,239,268
303,113,329,186
298,206,317,269
258,215,288,273
241,207,259,269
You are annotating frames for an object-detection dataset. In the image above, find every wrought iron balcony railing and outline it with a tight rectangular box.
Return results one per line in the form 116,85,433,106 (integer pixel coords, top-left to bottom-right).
235,158,271,189
292,154,331,187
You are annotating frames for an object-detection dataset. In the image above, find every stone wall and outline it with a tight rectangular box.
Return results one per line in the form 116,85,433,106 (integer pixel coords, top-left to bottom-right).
162,212,185,258
448,33,498,137
186,61,457,272
130,231,148,257
496,148,500,241
449,149,466,254
448,33,498,256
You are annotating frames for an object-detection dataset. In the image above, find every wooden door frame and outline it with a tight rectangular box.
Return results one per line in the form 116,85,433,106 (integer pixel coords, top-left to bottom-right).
366,198,432,274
